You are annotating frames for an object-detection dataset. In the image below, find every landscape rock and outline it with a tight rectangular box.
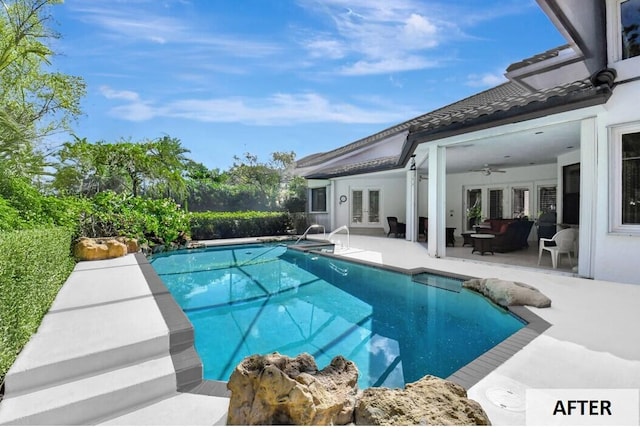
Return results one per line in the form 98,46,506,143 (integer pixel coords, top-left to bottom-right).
73,237,131,261
462,277,551,308
226,353,491,426
116,236,139,254
226,352,360,425
354,375,491,426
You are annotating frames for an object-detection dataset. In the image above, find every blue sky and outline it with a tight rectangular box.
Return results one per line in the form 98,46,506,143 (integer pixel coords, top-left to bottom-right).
49,0,566,171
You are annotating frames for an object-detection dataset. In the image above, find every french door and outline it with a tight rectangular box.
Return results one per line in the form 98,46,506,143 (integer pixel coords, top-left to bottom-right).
351,188,381,227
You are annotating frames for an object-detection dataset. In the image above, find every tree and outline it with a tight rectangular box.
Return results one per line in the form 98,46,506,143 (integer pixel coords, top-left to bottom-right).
228,151,303,210
52,136,192,198
0,0,85,176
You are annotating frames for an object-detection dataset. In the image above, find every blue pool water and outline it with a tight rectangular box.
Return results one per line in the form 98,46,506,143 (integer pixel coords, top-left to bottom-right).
150,243,525,389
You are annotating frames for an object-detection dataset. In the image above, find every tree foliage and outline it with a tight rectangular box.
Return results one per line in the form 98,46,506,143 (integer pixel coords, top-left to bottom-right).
0,0,85,176
53,136,192,198
227,151,304,210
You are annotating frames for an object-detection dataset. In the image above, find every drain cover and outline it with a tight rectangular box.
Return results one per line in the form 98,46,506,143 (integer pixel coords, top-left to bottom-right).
485,387,525,411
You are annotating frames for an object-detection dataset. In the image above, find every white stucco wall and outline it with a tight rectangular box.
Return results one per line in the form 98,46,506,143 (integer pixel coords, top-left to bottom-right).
332,173,406,233
591,79,640,284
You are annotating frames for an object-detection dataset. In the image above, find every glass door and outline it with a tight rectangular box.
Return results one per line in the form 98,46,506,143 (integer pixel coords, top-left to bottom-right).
351,188,381,226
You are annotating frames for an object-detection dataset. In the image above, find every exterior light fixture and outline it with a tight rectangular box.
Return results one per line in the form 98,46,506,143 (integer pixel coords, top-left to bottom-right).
410,154,416,171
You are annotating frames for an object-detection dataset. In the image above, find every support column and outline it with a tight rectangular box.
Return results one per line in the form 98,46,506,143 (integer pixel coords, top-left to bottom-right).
330,180,336,232
578,117,597,278
427,144,446,257
406,166,418,241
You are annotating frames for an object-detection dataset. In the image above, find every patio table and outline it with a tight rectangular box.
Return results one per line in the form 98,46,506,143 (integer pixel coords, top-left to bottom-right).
471,233,495,255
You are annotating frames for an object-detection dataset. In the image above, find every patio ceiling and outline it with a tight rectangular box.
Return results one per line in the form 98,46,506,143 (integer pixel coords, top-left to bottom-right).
416,120,581,175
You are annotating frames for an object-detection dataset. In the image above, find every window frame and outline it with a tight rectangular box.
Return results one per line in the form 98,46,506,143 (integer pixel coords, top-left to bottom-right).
511,186,531,219
310,187,327,213
609,121,640,235
537,184,558,217
607,0,640,81
488,188,504,220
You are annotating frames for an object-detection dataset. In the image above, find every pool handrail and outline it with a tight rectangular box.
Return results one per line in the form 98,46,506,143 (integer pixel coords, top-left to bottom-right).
295,224,326,244
327,225,350,250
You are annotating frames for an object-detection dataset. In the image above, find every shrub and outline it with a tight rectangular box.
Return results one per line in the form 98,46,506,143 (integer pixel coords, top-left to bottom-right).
0,175,83,232
78,191,189,244
0,227,76,383
189,211,293,240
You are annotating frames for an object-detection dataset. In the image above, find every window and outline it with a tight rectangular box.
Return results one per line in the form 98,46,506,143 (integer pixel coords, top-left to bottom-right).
622,132,640,224
489,189,503,219
563,164,580,225
621,0,640,59
310,187,327,212
538,186,557,215
512,188,530,218
610,122,640,233
466,188,482,229
608,0,640,80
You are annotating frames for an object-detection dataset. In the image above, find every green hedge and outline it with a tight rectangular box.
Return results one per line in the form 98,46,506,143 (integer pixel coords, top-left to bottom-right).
78,191,190,244
189,211,299,240
0,228,76,384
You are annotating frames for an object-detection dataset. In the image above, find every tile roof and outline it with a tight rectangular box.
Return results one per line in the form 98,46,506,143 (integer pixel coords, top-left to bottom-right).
506,44,572,72
303,156,398,179
297,80,528,170
298,75,611,178
409,78,594,133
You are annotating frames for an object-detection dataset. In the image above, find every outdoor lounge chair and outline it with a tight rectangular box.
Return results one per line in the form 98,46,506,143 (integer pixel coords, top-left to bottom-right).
387,216,406,238
538,227,577,269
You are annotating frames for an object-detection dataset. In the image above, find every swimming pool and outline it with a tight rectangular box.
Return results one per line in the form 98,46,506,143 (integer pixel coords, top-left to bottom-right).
150,243,526,389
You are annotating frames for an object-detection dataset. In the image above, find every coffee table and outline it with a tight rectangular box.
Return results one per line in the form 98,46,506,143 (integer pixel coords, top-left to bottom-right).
470,233,495,255
461,231,475,247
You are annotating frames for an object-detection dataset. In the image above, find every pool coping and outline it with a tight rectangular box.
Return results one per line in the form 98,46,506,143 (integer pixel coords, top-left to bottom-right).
135,253,230,398
137,244,551,396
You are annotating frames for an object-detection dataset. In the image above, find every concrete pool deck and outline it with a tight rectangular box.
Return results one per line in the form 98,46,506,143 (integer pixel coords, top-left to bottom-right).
0,234,639,426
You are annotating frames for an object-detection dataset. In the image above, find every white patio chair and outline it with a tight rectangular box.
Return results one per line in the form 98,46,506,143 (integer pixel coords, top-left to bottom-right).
537,228,577,269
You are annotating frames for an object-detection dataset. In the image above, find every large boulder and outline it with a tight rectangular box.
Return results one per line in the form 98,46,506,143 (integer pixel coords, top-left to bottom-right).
73,237,131,261
462,277,551,308
355,375,491,426
226,353,492,426
226,352,359,425
116,236,139,254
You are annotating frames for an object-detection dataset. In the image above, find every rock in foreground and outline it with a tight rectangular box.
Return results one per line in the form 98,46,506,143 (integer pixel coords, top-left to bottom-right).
226,353,490,426
355,375,491,426
226,352,359,425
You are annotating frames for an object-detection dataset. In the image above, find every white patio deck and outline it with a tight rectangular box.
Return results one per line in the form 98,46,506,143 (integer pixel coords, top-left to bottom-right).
1,234,639,426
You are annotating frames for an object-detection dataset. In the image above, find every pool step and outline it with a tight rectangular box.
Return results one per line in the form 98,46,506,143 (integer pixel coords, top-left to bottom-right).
0,255,194,426
411,272,462,293
98,392,230,426
1,291,171,396
0,355,177,425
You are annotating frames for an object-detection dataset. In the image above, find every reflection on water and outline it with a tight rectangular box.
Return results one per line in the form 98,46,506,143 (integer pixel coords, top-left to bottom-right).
151,244,525,389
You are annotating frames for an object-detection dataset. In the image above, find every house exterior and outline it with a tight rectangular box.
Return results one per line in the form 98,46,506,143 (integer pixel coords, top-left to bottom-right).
295,0,640,286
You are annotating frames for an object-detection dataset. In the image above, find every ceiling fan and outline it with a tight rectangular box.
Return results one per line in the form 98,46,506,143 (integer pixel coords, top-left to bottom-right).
470,164,507,176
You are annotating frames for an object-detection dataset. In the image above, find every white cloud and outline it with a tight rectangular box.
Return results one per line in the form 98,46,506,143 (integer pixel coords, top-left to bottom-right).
306,38,346,59
298,0,454,75
466,72,508,87
296,0,536,76
99,86,141,101
100,88,415,125
69,2,281,57
402,13,438,45
340,55,438,76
